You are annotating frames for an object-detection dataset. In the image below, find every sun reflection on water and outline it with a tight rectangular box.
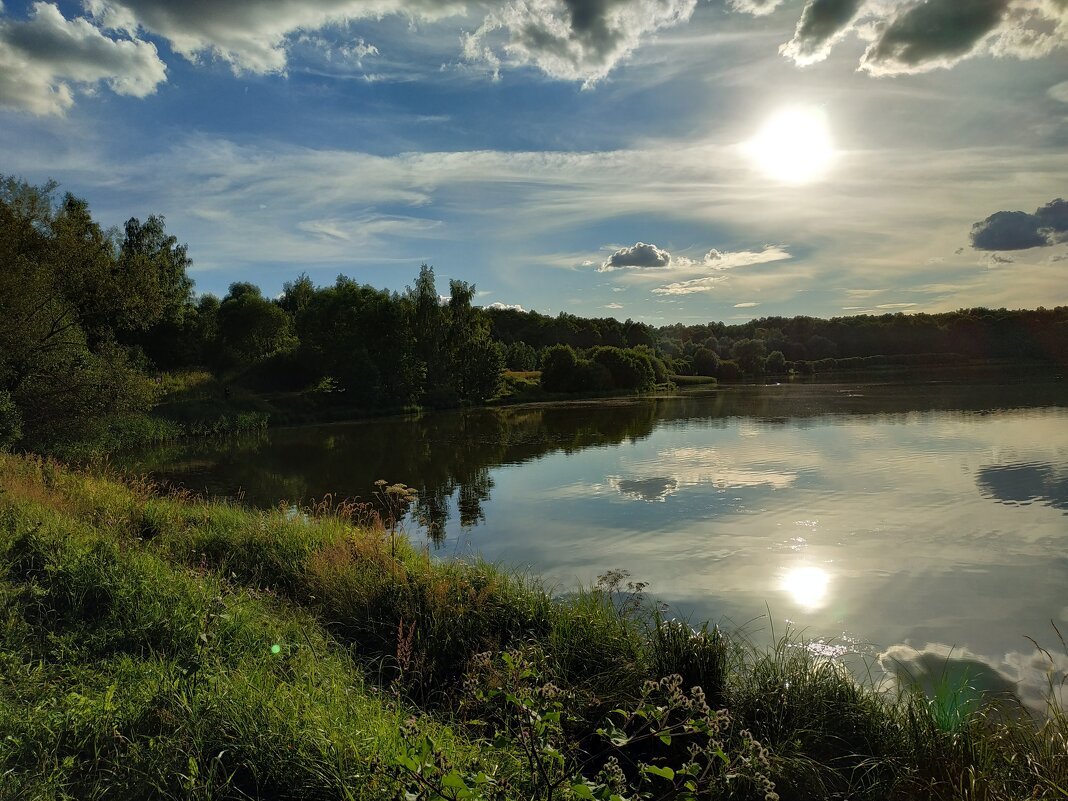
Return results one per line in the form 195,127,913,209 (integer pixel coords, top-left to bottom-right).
782,566,831,610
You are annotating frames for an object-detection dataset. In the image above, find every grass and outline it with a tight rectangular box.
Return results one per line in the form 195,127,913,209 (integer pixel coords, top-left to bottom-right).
1,452,1067,800
669,374,718,386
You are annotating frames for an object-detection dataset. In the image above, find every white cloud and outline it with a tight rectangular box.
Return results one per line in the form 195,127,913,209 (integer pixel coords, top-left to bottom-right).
85,0,468,74
727,0,785,15
734,301,759,308
0,2,165,115
463,0,698,86
605,301,624,308
82,0,697,83
485,301,526,311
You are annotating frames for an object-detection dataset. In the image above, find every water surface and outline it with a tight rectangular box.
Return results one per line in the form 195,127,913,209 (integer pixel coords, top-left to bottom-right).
131,373,1068,710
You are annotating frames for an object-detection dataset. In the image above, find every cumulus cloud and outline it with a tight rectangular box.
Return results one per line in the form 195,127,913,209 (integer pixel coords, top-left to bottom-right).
971,198,1068,250
600,241,672,271
859,0,1068,76
0,1,166,115
769,0,1068,73
462,0,697,85
780,0,864,65
484,301,527,311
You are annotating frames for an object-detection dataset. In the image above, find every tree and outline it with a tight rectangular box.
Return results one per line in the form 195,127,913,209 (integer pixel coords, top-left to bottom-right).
0,176,158,449
765,350,787,374
217,283,295,365
540,344,578,393
692,347,720,377
505,341,537,371
731,338,767,375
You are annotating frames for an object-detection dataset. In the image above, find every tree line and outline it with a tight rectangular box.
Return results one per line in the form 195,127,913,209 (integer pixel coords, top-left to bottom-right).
3,175,1065,450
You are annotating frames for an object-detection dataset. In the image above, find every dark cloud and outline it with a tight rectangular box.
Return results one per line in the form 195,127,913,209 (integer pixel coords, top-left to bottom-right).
0,2,165,115
780,0,864,65
599,241,672,271
861,0,1010,74
971,198,1068,251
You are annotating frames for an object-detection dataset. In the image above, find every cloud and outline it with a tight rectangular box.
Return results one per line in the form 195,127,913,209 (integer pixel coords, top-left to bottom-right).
462,0,698,85
646,246,792,295
605,301,624,308
650,274,728,295
733,301,759,308
765,0,1068,73
84,0,469,74
0,2,166,115
600,241,672,270
1051,80,1068,103
859,0,1068,76
971,198,1068,250
484,301,526,311
879,641,1068,713
296,213,442,245
780,0,864,66
727,0,785,15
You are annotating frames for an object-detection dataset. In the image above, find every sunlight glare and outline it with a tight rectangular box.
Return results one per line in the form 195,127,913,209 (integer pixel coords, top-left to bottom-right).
782,566,831,610
745,106,835,184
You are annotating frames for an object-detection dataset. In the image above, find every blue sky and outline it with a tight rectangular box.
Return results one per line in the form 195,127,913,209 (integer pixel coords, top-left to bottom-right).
2,0,1066,322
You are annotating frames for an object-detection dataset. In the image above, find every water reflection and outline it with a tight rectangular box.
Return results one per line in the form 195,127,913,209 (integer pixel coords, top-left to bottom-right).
782,566,831,610
976,461,1068,512
879,641,1068,713
611,477,678,502
123,374,1068,701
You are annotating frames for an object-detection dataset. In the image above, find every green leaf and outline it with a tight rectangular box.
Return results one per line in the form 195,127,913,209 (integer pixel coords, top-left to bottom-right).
571,784,596,800
658,734,672,745
441,771,469,791
642,765,675,781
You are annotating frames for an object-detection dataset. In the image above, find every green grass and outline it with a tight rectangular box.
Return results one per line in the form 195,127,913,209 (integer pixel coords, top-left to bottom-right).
670,374,718,386
1,452,1066,800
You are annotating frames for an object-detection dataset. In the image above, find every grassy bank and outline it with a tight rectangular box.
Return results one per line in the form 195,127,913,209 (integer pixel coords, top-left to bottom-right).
1,454,1066,800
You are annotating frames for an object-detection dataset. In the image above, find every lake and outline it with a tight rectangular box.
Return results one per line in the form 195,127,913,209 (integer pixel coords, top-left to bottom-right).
130,371,1068,710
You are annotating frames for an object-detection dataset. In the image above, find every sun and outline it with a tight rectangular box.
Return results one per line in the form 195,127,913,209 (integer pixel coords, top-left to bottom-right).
744,106,835,184
782,566,831,610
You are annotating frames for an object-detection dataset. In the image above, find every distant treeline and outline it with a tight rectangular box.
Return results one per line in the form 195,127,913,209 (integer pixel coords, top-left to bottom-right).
487,303,1068,378
3,175,1065,452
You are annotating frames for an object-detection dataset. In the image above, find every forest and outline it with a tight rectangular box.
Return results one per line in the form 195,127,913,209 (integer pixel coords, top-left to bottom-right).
2,175,1066,453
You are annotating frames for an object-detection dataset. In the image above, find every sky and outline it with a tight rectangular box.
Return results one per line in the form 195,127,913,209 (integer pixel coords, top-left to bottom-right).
1,0,1066,323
